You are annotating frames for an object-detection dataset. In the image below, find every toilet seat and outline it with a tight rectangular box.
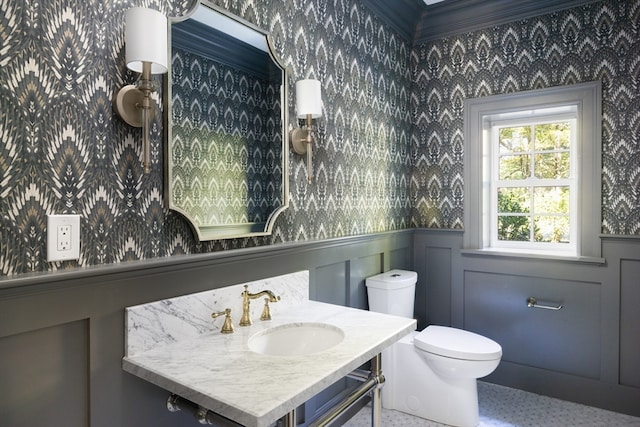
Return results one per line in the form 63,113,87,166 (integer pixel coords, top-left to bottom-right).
414,326,502,361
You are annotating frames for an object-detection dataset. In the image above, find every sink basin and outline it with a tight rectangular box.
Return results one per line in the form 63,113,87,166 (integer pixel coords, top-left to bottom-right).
248,322,345,356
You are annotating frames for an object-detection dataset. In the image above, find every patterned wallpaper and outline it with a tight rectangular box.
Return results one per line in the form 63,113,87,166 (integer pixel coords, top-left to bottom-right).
410,0,640,232
1,0,638,276
0,0,413,275
170,45,283,227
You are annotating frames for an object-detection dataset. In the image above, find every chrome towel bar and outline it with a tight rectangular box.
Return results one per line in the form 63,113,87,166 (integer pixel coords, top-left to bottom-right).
526,296,563,311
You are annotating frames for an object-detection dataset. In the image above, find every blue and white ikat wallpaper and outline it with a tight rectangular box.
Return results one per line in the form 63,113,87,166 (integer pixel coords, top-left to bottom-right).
0,0,639,275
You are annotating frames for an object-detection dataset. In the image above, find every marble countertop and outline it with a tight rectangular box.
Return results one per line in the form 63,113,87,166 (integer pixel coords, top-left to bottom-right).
123,299,416,427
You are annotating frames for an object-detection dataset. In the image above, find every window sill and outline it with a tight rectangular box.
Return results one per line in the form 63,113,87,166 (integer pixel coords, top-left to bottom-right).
460,248,606,264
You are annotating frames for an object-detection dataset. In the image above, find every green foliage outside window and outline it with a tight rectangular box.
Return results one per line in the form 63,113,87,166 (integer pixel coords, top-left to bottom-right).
496,122,571,243
497,191,531,241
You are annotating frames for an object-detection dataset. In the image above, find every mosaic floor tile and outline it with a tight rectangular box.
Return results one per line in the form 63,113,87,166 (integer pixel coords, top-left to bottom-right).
344,382,640,427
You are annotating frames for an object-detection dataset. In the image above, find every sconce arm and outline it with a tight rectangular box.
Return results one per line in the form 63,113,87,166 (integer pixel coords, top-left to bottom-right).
113,61,156,173
290,114,315,183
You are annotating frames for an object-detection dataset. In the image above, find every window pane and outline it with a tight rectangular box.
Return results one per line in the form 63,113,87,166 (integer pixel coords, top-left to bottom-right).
499,126,531,153
535,122,571,151
499,155,531,179
533,186,569,214
534,216,570,243
498,215,531,241
534,152,570,179
498,187,530,213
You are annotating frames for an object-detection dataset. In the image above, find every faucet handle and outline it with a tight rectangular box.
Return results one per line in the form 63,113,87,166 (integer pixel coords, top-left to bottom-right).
260,298,272,321
211,308,235,334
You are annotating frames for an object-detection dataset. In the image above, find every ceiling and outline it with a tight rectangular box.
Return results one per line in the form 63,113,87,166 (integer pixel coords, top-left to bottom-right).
363,0,601,44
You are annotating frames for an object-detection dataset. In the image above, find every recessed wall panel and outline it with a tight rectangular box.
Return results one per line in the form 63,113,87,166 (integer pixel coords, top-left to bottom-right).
620,259,640,388
464,271,601,378
425,246,452,326
315,262,348,306
351,253,384,309
0,320,89,427
389,247,410,270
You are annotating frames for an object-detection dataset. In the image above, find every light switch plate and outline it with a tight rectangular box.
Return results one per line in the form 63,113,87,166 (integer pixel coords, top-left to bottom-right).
46,214,81,262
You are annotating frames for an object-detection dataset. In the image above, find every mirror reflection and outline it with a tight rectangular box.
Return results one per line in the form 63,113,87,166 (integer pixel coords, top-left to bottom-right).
166,1,288,240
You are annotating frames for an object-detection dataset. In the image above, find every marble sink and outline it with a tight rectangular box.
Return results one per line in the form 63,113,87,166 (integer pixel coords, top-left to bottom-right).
123,271,416,427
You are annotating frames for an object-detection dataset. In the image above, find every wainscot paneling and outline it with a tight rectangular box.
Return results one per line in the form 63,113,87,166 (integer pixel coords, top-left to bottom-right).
412,229,640,417
464,271,601,378
621,259,640,388
2,230,640,423
0,320,89,427
0,230,412,427
412,229,463,329
610,237,640,389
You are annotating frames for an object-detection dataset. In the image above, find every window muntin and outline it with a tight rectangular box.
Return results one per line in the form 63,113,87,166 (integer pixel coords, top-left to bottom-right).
490,117,577,253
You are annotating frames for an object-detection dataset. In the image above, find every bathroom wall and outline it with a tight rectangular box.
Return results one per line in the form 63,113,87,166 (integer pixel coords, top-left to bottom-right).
3,0,637,268
410,0,640,232
407,0,640,415
0,0,413,276
1,0,640,421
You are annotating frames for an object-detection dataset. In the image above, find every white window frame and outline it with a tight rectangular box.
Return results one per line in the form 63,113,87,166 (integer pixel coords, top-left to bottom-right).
463,82,602,260
489,113,577,253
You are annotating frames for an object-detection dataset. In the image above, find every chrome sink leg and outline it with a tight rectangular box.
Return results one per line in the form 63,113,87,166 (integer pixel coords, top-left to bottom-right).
371,353,383,427
279,409,295,426
307,353,384,427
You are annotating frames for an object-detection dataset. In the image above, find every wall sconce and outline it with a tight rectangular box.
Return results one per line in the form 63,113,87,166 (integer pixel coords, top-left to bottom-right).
113,7,168,174
289,79,323,183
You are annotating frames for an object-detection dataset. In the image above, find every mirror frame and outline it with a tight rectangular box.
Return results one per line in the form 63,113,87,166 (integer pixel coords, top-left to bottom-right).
164,0,289,241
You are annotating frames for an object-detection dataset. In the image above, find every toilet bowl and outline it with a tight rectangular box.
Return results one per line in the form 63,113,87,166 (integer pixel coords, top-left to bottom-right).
366,270,502,427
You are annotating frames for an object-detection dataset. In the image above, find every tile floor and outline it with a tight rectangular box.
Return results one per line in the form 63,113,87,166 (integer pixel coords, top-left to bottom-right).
343,381,640,427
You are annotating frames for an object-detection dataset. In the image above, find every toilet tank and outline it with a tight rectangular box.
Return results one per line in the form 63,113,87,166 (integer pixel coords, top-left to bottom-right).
365,270,417,319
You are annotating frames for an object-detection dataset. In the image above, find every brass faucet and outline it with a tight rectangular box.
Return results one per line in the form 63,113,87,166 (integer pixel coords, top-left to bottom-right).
211,308,235,334
239,285,280,326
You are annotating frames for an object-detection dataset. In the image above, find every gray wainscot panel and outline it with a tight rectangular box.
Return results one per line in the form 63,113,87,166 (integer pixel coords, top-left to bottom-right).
621,258,640,388
0,320,89,427
613,238,640,389
412,230,640,417
413,229,464,328
463,271,601,378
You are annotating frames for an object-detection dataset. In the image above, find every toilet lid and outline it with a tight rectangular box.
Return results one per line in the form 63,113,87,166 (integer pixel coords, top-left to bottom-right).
414,326,502,361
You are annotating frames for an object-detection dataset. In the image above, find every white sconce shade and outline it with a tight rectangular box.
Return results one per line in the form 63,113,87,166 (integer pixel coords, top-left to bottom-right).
295,79,323,118
125,7,168,74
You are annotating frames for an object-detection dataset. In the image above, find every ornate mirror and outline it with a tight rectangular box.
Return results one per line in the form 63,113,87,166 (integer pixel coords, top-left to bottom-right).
166,0,288,240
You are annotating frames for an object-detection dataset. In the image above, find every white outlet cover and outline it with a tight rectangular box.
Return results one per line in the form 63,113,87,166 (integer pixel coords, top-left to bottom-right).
47,214,81,262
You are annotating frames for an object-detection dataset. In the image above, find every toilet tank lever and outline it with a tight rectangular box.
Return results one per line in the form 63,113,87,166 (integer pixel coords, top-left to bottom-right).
526,297,563,311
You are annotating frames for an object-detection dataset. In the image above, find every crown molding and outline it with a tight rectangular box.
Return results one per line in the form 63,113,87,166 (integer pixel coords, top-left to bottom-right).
364,0,601,44
416,0,601,43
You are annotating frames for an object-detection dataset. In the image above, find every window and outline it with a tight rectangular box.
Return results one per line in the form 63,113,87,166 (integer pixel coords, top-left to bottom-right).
491,112,577,252
464,82,602,259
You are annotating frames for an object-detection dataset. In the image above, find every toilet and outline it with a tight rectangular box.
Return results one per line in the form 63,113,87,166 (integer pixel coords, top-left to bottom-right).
366,270,502,427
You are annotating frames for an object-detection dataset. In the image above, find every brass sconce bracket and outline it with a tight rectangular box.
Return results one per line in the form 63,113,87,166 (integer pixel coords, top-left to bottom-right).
113,84,155,128
290,127,310,155
113,61,157,174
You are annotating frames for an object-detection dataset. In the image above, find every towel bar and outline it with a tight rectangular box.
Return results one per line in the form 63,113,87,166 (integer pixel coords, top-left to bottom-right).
526,296,563,310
